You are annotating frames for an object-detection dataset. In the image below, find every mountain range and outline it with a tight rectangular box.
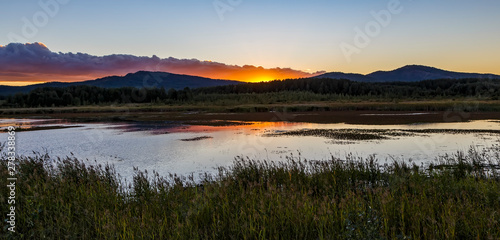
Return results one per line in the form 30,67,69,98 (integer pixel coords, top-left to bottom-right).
315,65,500,82
1,65,499,96
0,71,242,96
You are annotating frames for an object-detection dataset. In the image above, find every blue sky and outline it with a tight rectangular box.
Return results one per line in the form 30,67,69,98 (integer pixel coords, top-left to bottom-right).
1,0,500,79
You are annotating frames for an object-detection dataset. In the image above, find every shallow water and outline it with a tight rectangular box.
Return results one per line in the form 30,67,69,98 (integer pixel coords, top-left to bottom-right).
1,118,499,181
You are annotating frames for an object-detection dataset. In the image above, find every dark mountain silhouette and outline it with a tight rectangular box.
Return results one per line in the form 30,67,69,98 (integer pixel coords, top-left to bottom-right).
0,71,242,96
80,71,242,89
313,72,376,82
315,65,500,82
2,65,499,96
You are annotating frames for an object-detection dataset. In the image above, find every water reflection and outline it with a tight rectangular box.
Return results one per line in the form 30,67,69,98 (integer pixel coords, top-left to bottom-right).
0,118,499,182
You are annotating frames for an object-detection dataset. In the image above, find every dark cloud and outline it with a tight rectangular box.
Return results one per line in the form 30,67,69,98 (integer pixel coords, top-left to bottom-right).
0,42,324,83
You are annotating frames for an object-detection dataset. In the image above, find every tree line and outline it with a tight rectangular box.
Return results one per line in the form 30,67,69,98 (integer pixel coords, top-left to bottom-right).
3,78,499,108
195,78,500,97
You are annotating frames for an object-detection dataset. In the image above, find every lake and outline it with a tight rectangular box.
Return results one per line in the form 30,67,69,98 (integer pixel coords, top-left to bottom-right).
1,118,499,182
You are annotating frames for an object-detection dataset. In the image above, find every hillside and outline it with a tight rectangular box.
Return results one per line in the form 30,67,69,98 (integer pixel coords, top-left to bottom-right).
0,71,242,96
315,65,500,82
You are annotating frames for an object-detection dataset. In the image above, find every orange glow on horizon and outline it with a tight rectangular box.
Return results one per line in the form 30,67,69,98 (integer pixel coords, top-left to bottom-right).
200,70,317,83
247,76,275,83
0,81,46,86
0,70,315,86
0,42,319,85
0,64,319,86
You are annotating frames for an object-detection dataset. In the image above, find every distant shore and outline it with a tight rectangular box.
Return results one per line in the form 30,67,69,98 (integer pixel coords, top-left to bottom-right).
1,100,500,125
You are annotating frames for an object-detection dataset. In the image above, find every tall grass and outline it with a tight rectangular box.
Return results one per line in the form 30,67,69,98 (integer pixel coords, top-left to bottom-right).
1,147,499,239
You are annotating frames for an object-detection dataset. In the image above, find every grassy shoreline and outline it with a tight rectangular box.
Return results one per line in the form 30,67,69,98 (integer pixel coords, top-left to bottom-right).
2,99,500,113
1,147,499,239
1,99,500,125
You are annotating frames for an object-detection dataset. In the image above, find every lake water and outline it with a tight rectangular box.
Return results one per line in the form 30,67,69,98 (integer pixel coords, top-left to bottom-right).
1,118,499,181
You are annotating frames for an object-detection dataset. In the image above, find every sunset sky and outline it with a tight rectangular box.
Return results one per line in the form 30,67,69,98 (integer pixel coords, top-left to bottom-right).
1,0,500,86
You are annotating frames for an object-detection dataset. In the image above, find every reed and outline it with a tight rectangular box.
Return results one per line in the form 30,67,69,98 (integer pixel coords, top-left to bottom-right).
1,146,499,239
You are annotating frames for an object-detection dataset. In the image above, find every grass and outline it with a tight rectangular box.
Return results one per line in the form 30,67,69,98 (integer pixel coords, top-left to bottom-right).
264,128,500,141
264,129,414,140
1,99,500,115
1,147,500,239
404,129,500,134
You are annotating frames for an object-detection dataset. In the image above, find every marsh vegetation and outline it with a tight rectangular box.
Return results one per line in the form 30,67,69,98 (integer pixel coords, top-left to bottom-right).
265,128,500,141
1,145,499,239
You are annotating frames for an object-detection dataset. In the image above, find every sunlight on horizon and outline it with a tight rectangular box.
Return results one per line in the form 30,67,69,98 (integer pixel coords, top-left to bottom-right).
0,81,46,87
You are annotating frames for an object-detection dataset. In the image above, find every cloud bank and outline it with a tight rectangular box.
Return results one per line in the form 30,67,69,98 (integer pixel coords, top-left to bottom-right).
0,42,323,85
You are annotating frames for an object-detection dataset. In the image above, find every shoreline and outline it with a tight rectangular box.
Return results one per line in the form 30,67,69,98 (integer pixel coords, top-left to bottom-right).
2,110,500,125
1,99,500,125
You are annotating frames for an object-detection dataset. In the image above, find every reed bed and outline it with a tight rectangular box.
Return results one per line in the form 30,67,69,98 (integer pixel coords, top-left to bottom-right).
1,147,499,239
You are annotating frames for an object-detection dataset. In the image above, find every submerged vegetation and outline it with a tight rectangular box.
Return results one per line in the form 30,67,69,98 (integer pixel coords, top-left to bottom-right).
179,136,214,141
265,128,500,141
1,146,500,239
265,129,413,140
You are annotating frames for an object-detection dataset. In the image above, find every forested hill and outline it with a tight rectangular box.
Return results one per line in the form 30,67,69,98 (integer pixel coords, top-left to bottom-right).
3,78,500,108
0,71,242,96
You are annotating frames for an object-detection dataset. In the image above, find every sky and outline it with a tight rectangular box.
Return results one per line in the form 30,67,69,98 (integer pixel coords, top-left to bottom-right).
1,0,500,86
